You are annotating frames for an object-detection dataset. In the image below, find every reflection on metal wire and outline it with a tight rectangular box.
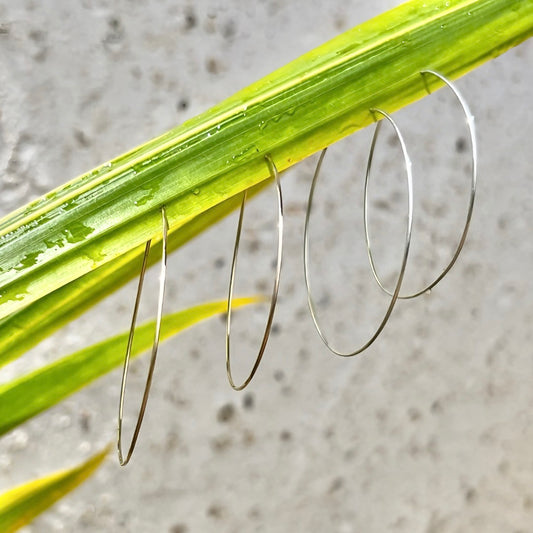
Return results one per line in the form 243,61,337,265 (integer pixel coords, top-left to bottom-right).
304,110,413,357
365,70,477,299
118,207,168,466
226,155,283,390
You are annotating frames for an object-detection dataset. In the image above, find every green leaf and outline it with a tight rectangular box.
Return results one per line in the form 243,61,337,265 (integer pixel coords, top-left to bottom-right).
0,297,257,437
0,447,108,533
0,188,266,369
0,0,530,319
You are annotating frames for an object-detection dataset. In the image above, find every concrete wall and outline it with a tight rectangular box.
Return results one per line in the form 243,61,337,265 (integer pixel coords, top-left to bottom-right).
0,1,531,531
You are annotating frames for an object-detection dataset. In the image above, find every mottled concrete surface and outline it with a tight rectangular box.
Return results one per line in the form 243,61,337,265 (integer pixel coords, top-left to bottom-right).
0,1,532,532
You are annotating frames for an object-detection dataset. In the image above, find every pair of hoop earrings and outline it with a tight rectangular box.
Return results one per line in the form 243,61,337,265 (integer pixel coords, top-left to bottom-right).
117,156,283,465
305,69,476,356
117,69,476,465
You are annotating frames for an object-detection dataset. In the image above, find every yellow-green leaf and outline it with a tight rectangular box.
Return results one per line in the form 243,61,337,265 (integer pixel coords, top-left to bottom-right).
0,188,265,369
0,447,108,533
0,297,257,436
0,0,530,320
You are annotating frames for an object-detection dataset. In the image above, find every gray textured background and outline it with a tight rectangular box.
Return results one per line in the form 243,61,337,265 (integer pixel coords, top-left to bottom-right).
0,1,532,532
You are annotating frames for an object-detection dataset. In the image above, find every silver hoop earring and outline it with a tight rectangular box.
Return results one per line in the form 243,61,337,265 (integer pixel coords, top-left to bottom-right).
365,70,477,299
118,206,168,466
226,155,283,389
303,110,413,357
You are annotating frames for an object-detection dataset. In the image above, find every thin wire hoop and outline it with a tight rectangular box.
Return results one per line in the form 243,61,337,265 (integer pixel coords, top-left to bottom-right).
117,206,168,466
365,70,477,299
226,154,283,390
303,109,413,357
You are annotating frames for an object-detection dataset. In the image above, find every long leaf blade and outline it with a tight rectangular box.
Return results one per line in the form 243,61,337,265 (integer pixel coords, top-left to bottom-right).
0,188,266,368
0,0,530,319
0,447,108,533
0,297,257,437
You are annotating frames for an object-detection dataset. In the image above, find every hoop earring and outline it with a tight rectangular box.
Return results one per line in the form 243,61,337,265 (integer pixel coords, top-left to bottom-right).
303,110,413,357
226,154,283,390
365,70,477,299
117,206,168,466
